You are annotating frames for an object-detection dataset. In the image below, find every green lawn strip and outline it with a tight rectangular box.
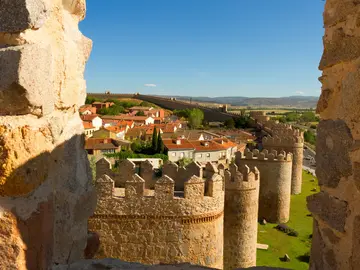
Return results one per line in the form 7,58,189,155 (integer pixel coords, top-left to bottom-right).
257,171,318,269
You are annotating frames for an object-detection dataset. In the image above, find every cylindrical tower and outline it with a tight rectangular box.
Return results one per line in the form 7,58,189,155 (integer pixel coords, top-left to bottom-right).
262,129,304,195
224,164,259,269
238,149,293,223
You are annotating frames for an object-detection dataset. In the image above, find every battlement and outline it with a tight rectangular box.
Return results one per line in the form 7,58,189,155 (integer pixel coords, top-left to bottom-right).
224,163,259,191
238,149,293,162
262,134,304,147
94,172,224,217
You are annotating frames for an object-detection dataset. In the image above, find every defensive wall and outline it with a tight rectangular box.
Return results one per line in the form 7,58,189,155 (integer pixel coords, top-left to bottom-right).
89,172,224,269
87,93,234,122
96,158,203,190
235,149,292,223
262,130,304,195
223,164,259,269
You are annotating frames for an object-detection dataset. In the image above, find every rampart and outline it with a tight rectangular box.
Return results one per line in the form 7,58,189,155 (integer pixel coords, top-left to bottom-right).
235,149,292,223
163,161,203,190
262,129,304,194
223,164,259,269
97,158,203,190
89,172,224,269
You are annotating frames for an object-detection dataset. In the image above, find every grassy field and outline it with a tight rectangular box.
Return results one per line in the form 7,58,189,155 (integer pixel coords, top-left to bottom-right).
257,171,318,269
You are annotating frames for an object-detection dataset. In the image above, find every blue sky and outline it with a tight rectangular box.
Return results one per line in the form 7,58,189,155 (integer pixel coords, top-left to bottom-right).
80,0,325,97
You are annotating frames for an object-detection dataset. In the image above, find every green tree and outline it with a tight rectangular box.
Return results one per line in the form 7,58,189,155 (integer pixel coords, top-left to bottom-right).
85,96,99,104
135,111,146,116
304,130,316,145
224,118,235,129
152,127,158,153
300,111,317,122
234,115,251,128
157,131,164,153
285,112,300,122
188,108,204,129
177,157,193,167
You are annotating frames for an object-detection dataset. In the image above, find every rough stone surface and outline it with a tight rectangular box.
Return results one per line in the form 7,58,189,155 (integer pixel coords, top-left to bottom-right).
237,149,292,223
0,0,94,269
224,166,259,269
0,0,49,32
0,44,53,116
89,172,224,269
307,192,348,232
53,258,288,270
316,120,353,188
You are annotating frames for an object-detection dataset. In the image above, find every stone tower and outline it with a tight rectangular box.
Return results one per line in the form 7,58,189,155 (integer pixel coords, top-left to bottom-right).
238,149,293,223
223,164,260,269
262,128,304,194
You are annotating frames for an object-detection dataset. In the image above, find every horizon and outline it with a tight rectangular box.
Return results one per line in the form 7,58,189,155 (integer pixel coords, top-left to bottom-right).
81,1,325,98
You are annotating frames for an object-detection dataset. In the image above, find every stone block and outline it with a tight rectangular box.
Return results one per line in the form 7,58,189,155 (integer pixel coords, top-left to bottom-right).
0,125,54,197
0,44,54,116
316,120,353,188
307,192,348,232
0,0,49,32
324,0,360,27
319,27,360,70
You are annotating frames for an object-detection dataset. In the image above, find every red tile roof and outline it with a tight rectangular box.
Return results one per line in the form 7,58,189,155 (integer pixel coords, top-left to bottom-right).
81,114,100,121
83,121,94,129
162,139,195,150
85,138,120,150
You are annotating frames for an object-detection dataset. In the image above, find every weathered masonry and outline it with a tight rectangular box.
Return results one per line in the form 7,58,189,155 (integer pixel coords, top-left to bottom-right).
89,173,224,269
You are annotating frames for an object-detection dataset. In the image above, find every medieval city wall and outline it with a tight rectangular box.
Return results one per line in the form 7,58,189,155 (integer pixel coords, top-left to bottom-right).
163,161,203,190
89,173,224,269
223,164,259,269
235,149,292,223
262,130,304,194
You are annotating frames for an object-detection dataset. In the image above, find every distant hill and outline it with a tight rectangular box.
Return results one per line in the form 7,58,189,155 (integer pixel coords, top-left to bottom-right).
158,95,319,109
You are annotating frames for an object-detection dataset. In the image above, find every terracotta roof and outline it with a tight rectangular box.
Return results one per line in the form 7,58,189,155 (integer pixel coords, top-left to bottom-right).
162,139,195,150
213,138,238,148
190,140,227,152
101,115,152,121
83,121,94,129
81,114,100,121
105,126,126,133
85,138,120,150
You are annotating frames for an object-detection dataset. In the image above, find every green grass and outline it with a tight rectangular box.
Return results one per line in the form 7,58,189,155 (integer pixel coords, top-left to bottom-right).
257,171,318,269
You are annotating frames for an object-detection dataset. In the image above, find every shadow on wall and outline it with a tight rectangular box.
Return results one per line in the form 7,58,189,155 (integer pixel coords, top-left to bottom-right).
0,134,97,270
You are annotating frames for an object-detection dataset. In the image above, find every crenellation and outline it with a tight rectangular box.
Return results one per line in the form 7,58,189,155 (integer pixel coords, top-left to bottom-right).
125,174,145,198
96,174,114,200
184,176,205,200
155,176,175,200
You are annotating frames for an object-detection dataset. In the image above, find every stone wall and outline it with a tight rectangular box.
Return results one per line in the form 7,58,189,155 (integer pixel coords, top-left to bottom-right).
223,164,259,269
0,0,95,269
162,161,203,190
236,149,292,223
89,173,224,269
262,129,304,195
307,0,360,269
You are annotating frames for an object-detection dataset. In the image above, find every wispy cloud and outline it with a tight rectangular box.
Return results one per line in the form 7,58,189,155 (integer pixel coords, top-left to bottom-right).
295,91,305,95
144,84,157,87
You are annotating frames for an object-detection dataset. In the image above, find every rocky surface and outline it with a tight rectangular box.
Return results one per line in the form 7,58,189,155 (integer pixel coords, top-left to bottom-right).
0,0,94,269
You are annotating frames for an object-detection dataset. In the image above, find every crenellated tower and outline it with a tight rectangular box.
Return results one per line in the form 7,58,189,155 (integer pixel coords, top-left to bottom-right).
237,149,293,223
262,128,304,194
223,163,260,269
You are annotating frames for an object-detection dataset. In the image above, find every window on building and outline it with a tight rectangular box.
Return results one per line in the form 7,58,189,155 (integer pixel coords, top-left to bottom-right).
206,153,210,157
101,149,115,154
172,152,176,157
198,154,202,158
180,152,184,158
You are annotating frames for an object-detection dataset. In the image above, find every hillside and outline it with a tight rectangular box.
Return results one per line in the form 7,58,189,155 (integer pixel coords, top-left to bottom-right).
158,95,319,109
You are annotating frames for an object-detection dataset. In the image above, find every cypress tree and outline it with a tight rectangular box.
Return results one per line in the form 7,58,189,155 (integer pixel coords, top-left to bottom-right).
152,127,158,153
157,131,164,153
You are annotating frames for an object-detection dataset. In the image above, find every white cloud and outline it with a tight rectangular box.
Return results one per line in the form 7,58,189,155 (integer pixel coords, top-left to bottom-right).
295,91,305,95
144,84,157,87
